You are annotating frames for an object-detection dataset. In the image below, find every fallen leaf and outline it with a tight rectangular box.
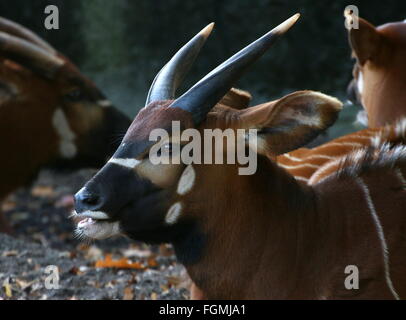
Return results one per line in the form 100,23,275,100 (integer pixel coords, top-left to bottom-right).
31,186,55,198
15,279,37,291
69,266,82,275
147,258,158,268
2,279,12,298
159,244,174,257
167,276,182,287
1,199,16,211
151,292,157,300
2,250,18,257
55,195,74,208
95,254,145,269
85,246,103,261
123,287,134,300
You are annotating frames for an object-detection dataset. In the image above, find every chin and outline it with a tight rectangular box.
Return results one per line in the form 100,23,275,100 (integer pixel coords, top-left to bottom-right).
74,216,121,240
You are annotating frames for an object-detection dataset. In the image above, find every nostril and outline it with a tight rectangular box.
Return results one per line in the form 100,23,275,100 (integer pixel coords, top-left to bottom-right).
82,194,100,206
75,189,102,212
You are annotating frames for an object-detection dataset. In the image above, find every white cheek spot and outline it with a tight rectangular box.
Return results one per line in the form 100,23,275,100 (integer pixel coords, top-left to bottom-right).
52,108,77,159
97,100,112,108
165,202,183,225
357,71,364,94
108,158,141,169
177,165,196,195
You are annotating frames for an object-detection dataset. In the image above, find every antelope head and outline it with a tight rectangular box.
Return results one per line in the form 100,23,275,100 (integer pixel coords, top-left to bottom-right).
73,15,342,251
0,17,130,173
345,12,406,127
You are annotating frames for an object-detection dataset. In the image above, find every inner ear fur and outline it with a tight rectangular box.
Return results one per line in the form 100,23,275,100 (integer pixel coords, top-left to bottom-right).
238,90,343,155
348,17,381,66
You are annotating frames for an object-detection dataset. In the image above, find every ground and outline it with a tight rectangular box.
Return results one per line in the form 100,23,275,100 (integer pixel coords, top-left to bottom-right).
0,169,189,300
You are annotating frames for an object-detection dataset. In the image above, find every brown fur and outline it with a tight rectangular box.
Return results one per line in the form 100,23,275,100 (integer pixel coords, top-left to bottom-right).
181,141,406,299
347,16,406,127
0,20,130,233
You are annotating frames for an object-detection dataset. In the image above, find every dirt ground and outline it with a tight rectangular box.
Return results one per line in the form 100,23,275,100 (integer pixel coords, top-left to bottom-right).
0,169,189,300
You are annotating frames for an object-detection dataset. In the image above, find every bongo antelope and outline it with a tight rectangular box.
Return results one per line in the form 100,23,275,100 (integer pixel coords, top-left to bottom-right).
345,12,406,127
0,17,131,233
277,118,406,184
74,15,406,299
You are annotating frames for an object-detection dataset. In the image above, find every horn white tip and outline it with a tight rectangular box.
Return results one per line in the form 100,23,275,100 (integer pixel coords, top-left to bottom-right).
272,13,300,35
200,22,215,39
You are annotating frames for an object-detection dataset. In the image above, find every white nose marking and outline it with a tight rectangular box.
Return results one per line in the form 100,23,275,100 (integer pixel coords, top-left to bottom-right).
108,158,141,169
177,165,196,195
165,202,183,225
52,108,77,158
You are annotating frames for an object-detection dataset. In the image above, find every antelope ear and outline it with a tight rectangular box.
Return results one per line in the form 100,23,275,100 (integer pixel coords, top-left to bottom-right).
238,91,343,155
219,88,252,110
347,17,381,66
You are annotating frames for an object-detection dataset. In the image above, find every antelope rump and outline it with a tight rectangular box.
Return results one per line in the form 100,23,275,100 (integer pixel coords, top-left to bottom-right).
73,14,406,299
0,17,131,233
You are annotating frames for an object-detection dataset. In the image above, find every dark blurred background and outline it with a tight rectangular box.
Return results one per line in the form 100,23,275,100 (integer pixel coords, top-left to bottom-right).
1,0,405,136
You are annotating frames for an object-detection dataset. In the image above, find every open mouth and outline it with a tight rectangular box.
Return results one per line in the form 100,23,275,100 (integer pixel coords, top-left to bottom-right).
71,210,120,240
72,210,110,226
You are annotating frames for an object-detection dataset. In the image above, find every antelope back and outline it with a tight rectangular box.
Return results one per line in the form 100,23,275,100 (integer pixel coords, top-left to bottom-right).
277,118,406,184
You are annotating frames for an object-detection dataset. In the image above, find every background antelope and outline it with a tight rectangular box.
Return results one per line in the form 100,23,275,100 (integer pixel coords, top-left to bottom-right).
277,118,406,183
0,17,131,233
345,12,406,128
72,14,406,299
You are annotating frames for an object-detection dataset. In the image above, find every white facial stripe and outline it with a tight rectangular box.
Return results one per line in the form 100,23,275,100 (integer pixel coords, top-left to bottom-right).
165,202,183,225
52,108,77,158
97,100,112,108
108,158,141,169
357,71,364,94
177,165,196,195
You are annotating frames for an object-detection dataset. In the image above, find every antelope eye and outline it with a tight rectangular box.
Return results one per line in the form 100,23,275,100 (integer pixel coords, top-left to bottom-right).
64,89,84,102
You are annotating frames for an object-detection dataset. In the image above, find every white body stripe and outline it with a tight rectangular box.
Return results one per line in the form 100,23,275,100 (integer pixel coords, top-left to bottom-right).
308,158,342,185
317,141,364,149
356,177,400,300
278,162,320,170
52,108,77,158
282,153,302,162
294,176,309,182
109,158,141,169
